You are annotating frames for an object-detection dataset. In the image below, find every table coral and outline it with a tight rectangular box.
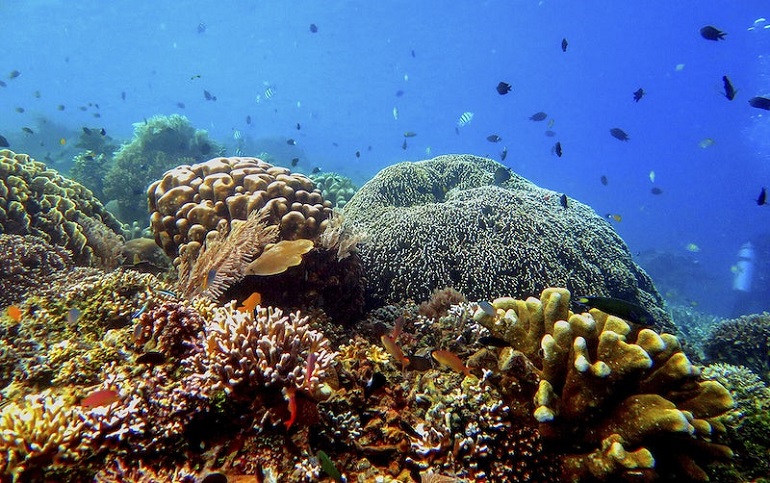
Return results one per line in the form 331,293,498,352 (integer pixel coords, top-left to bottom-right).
0,149,125,265
343,154,673,332
0,234,72,308
476,288,734,481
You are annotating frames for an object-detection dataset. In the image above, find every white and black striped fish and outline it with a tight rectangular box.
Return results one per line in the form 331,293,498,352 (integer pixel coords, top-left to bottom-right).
456,111,474,127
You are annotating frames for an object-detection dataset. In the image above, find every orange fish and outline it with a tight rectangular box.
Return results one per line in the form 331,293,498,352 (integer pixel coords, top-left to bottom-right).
381,334,410,371
284,386,297,429
237,292,261,313
80,389,120,408
201,269,217,291
6,305,21,322
432,350,472,377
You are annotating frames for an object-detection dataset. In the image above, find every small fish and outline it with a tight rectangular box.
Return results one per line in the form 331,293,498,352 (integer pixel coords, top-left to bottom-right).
722,76,736,100
155,289,177,298
0,80,6,87
700,25,726,41
284,386,297,429
309,23,318,33
393,107,399,120
559,193,568,208
237,292,262,313
15,107,25,113
544,130,556,137
246,115,251,124
57,104,65,110
82,127,92,135
0,134,10,147
478,336,510,347
576,296,655,325
553,141,563,157
685,243,700,253
496,81,512,95
411,49,416,58
136,351,166,365
606,213,622,222
291,158,299,167
21,127,33,134
364,372,387,398
131,303,149,319
93,112,101,118
262,86,276,100
296,122,301,130
6,306,22,322
400,420,422,439
561,37,568,52
67,308,81,326
757,187,767,206
403,131,417,138
749,96,770,110
381,334,410,370
317,450,343,483
456,111,474,127
698,138,715,149
500,146,508,161
530,111,548,121
203,89,216,101
176,102,186,109
80,389,120,408
99,128,106,136
649,170,655,183
650,187,663,195
197,22,207,34
121,91,126,101
232,129,242,140
201,269,217,291
287,138,297,146
609,128,629,141
355,151,360,158
402,139,408,150
600,175,608,186
190,74,202,80
34,90,41,99
493,166,511,185
633,88,645,102
395,89,404,97
478,300,496,316
311,167,321,174
431,350,472,377
79,106,87,111
8,70,20,79
486,134,502,143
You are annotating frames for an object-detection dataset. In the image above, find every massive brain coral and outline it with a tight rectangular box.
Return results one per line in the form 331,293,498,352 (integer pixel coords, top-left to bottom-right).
343,154,673,330
0,150,124,266
147,156,332,260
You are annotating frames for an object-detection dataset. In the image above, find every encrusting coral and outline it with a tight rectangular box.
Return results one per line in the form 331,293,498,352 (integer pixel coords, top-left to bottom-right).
0,149,124,266
343,154,674,333
475,288,734,481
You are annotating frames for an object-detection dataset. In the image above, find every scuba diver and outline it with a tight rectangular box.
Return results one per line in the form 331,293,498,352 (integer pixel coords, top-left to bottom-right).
731,238,770,316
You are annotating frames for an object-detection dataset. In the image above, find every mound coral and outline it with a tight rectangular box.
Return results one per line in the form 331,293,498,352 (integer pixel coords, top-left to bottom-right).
0,149,124,265
0,234,72,308
103,114,223,224
476,288,734,481
704,312,770,381
343,154,673,332
309,171,357,208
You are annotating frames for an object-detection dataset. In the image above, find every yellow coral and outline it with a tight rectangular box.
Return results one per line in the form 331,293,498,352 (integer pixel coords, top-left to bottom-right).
245,239,314,276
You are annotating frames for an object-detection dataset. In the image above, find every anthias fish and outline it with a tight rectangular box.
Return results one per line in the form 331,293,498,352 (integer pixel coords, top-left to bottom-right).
576,295,655,325
432,350,472,377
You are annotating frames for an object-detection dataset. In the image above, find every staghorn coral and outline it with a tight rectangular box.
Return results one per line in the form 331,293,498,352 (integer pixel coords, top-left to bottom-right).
0,234,72,308
0,149,125,265
104,114,223,224
147,156,332,261
475,288,734,481
309,171,358,208
343,154,674,333
704,312,770,382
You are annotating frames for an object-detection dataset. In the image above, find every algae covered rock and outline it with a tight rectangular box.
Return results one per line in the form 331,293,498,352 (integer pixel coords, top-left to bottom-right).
343,154,671,329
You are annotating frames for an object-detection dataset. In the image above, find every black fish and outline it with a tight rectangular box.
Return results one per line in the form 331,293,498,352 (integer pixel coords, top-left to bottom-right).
609,128,629,141
99,128,106,136
355,150,360,158
757,187,767,206
529,111,547,121
309,23,318,33
291,158,299,166
500,146,508,161
722,76,736,100
633,88,645,102
402,139,408,150
311,167,321,174
478,336,511,347
176,102,186,109
700,25,726,41
0,135,9,148
364,372,387,398
493,167,511,185
600,175,608,186
203,89,216,101
121,91,126,101
650,187,663,195
395,89,404,97
411,49,416,58
0,80,6,87
576,295,655,325
82,127,92,135
296,122,301,130
553,141,562,157
399,420,422,439
15,107,24,113
749,96,770,110
34,90,41,99
487,134,502,143
561,37,568,52
246,115,251,124
57,104,65,110
559,193,568,208
496,81,512,95
286,138,297,145
544,130,556,137
21,127,33,134
136,351,166,365
8,70,20,79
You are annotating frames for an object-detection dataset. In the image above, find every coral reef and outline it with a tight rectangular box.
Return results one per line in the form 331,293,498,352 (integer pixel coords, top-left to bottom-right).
0,234,72,309
309,171,358,208
0,149,125,265
475,288,734,481
704,312,770,382
68,151,110,202
104,114,223,224
418,287,467,320
343,154,673,333
147,156,332,261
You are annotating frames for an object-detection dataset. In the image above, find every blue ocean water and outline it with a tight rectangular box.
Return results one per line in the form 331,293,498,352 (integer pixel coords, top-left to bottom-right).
1,0,769,316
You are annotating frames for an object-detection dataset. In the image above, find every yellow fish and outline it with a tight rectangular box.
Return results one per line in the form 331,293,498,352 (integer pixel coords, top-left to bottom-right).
431,350,472,377
381,334,409,371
